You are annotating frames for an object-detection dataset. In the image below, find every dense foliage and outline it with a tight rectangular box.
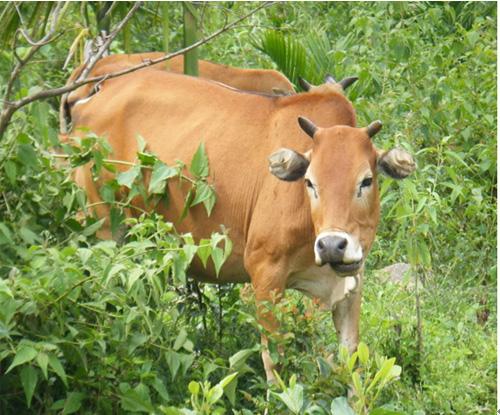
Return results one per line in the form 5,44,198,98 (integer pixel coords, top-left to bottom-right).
0,2,496,414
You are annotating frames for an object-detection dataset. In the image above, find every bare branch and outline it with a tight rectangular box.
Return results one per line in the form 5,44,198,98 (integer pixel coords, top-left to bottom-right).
0,1,274,140
78,1,142,81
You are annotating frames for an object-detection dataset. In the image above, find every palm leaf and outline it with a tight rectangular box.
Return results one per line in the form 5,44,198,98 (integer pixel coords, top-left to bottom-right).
256,30,313,90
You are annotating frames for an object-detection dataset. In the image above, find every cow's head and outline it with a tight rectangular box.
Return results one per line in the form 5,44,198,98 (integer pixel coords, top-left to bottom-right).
268,117,416,276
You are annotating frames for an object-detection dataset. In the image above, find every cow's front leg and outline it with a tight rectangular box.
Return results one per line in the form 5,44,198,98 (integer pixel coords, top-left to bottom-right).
253,282,285,383
332,276,363,354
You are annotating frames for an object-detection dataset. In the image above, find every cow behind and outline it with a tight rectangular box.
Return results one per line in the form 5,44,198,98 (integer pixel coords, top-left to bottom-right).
69,70,416,381
60,52,295,132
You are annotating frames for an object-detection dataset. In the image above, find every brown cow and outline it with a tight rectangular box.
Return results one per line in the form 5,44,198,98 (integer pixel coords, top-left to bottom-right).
69,70,416,381
60,52,295,128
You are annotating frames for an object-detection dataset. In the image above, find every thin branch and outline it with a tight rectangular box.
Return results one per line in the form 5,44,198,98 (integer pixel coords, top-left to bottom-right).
0,1,274,140
78,1,142,81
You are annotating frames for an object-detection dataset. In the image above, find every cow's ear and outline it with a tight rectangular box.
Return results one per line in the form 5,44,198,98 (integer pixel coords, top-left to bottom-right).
268,148,310,181
377,148,416,179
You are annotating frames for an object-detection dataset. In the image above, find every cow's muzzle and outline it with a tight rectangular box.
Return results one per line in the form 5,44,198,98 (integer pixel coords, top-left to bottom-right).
314,231,363,276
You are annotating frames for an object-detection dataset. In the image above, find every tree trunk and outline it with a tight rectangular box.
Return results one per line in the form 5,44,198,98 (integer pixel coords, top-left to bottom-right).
182,2,198,76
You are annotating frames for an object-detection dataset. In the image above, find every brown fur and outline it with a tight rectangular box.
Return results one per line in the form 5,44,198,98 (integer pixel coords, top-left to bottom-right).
62,52,294,120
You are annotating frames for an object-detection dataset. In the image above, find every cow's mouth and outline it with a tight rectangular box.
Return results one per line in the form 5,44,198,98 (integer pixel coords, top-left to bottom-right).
329,260,362,276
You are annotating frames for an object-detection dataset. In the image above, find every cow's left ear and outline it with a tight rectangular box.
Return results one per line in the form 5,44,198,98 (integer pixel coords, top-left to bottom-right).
268,148,310,181
377,148,416,179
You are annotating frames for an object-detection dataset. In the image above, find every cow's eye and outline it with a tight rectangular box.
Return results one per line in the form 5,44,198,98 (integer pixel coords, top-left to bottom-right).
305,178,314,188
360,177,373,188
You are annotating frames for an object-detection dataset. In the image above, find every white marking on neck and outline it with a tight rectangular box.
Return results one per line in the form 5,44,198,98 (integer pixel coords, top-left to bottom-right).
287,265,359,310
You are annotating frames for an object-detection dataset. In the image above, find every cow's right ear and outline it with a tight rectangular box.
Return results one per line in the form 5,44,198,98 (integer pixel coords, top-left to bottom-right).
377,148,416,179
268,148,310,181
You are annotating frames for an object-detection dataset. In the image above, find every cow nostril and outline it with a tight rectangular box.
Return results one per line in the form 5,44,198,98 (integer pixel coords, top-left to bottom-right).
317,239,325,251
337,238,348,251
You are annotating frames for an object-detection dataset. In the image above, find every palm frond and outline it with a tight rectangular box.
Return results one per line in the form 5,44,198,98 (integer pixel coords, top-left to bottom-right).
256,30,312,89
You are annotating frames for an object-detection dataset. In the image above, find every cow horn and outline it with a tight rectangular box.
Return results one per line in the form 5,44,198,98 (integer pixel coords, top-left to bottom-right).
298,116,318,139
366,120,383,138
298,77,313,91
338,76,359,90
325,74,336,84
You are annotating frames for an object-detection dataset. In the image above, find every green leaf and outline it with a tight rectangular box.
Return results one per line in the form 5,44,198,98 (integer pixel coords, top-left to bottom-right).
149,161,177,194
165,350,181,380
331,397,355,415
82,218,106,236
273,381,304,414
48,354,68,387
351,371,363,396
208,384,224,405
0,222,13,245
20,226,41,245
120,386,154,413
191,181,212,206
152,377,170,402
197,238,212,267
63,392,85,414
117,165,141,189
229,347,258,371
357,342,369,366
17,143,39,168
20,366,38,408
218,372,239,389
36,352,49,379
6,346,38,373
110,207,125,237
173,328,188,351
180,188,194,221
189,142,209,178
4,160,17,185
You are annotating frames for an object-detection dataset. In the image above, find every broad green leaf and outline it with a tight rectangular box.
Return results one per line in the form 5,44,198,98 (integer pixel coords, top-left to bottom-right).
149,161,177,194
17,143,39,168
331,397,355,415
110,207,125,236
35,352,49,379
207,384,224,405
4,160,17,185
352,371,363,396
218,372,238,389
19,227,40,245
0,222,13,245
120,387,155,413
273,382,304,414
165,350,181,380
6,346,38,373
20,366,38,408
197,238,212,267
48,354,68,387
117,165,141,189
152,377,170,402
229,347,258,371
211,247,225,277
357,342,369,366
0,279,13,299
82,218,106,236
189,142,209,178
63,392,85,415
173,328,188,351
191,181,211,206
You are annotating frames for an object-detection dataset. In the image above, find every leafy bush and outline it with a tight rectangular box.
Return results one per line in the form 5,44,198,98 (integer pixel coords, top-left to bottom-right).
0,2,496,414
